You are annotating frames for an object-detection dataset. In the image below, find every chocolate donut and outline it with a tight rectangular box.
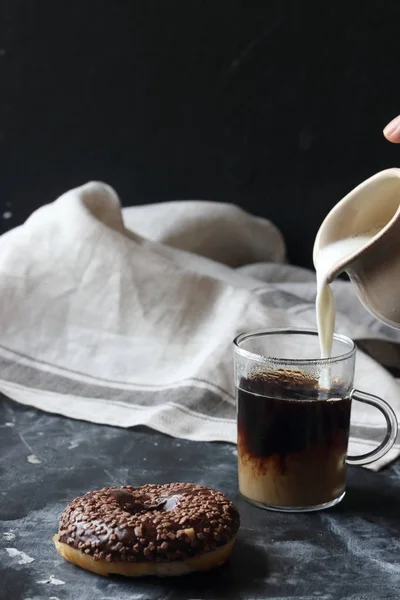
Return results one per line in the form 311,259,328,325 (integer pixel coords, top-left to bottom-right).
53,483,240,577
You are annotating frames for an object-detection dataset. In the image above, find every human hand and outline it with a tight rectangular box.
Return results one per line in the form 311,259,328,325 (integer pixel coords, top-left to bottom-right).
383,116,400,143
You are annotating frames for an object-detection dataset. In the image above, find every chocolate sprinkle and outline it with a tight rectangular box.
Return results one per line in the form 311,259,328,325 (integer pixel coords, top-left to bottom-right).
58,483,240,563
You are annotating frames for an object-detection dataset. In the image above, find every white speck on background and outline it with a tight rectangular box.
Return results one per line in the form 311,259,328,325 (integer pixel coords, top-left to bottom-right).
1,422,15,428
103,469,117,483
49,597,61,600
2,211,12,219
5,548,34,564
37,575,65,586
154,442,158,446
4,531,15,541
27,454,42,464
67,440,79,449
232,448,238,456
19,432,33,452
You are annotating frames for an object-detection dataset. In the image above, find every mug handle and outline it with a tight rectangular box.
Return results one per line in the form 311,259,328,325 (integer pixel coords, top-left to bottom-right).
346,389,398,466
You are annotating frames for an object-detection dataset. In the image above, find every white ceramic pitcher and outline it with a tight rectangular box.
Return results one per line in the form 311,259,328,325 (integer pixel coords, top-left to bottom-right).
313,168,400,329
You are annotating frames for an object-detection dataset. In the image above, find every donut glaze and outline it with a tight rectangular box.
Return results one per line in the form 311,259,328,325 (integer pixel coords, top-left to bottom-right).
55,483,240,571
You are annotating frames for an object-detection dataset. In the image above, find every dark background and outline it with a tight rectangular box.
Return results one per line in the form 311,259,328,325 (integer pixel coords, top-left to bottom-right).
2,0,400,267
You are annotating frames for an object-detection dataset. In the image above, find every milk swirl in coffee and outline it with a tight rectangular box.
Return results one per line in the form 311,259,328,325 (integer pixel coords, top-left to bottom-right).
237,372,351,508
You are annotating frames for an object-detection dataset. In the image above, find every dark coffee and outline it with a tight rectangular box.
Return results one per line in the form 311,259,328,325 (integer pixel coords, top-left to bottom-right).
237,369,351,508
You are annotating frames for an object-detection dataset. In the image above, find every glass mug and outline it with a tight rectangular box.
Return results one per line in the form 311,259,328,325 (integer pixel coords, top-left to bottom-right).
233,328,398,512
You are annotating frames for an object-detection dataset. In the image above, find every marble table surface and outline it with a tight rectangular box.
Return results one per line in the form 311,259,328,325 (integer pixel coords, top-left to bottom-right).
1,395,399,600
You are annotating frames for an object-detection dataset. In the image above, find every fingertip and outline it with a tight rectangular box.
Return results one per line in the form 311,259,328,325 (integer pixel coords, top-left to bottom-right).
383,115,400,142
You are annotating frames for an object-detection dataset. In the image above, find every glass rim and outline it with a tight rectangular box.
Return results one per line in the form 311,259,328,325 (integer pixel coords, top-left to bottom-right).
233,328,356,366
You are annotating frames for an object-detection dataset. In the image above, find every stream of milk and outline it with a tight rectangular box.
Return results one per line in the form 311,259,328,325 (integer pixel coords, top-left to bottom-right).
315,228,383,359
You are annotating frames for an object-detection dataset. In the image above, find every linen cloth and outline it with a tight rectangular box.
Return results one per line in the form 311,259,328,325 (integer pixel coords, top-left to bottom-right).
0,182,399,470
